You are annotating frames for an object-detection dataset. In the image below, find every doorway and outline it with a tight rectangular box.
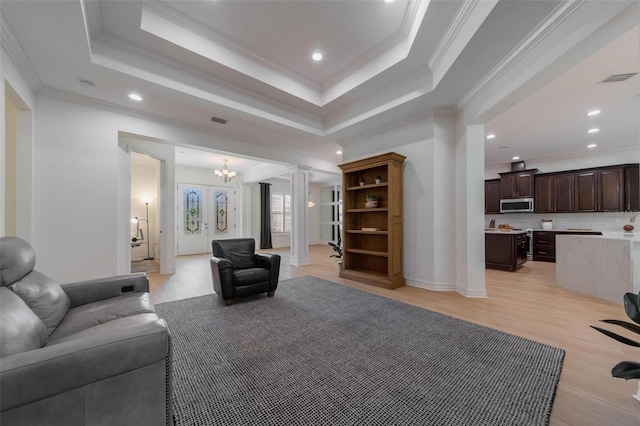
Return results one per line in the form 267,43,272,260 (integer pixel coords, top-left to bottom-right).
177,183,236,255
131,152,161,273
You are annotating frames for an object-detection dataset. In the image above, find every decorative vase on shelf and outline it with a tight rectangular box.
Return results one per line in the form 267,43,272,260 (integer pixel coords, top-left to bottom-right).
375,176,382,184
365,194,378,208
541,219,553,230
359,179,365,186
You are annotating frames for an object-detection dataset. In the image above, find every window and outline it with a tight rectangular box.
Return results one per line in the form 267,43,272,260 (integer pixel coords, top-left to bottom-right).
271,192,291,233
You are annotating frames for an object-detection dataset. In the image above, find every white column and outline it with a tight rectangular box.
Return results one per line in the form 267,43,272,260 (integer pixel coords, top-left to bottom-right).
455,124,487,297
289,166,310,266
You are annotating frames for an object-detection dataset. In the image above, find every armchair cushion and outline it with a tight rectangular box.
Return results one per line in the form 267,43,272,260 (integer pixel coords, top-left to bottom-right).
212,238,255,269
233,268,271,286
49,292,155,341
0,288,47,357
9,271,70,336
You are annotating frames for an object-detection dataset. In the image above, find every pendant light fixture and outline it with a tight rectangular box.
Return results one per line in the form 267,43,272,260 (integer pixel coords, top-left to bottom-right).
214,159,236,184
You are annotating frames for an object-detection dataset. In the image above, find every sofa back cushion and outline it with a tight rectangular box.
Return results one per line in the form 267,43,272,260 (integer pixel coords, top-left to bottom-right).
1,287,48,357
212,238,255,269
9,271,70,336
0,236,36,287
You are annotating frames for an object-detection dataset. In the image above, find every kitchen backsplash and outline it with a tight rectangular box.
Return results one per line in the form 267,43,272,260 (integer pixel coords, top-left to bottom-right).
485,212,636,232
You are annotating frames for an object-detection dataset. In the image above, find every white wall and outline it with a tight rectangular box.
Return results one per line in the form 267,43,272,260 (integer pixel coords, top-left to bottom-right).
307,183,321,245
341,118,461,290
131,160,159,261
485,147,640,179
1,47,35,242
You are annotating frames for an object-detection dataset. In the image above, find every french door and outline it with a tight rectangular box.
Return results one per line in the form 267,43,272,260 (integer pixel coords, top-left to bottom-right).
177,183,236,255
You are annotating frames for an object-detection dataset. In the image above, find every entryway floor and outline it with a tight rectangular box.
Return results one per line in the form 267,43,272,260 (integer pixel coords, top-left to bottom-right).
131,259,158,273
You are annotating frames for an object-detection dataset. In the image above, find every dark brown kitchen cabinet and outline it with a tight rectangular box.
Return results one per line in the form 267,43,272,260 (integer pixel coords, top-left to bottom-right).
574,167,623,212
535,173,573,213
554,173,574,212
499,169,537,199
485,232,528,271
485,179,501,214
535,175,553,213
532,231,556,262
625,166,639,212
533,230,602,262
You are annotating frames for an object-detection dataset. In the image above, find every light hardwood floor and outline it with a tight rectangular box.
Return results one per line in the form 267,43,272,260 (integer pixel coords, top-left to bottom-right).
147,245,640,426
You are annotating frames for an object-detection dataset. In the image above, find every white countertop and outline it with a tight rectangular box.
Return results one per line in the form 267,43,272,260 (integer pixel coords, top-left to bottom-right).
530,229,601,233
484,229,527,235
556,232,640,241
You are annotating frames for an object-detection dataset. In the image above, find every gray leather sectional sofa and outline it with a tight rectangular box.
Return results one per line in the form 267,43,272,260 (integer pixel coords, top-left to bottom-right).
0,237,171,426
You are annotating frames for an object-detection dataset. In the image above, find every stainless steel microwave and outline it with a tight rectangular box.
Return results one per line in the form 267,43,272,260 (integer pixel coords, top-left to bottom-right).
500,198,534,213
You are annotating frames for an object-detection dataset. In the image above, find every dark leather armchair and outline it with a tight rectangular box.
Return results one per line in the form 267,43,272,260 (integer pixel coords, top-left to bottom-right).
210,238,281,306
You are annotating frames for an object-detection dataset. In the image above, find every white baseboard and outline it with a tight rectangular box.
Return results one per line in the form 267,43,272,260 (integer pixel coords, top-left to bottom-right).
456,285,488,298
406,277,457,291
406,277,488,298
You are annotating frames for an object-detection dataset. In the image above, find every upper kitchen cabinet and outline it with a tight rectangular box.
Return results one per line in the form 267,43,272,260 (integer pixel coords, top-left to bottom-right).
535,173,574,213
574,167,624,212
499,169,537,199
625,165,639,212
485,179,501,214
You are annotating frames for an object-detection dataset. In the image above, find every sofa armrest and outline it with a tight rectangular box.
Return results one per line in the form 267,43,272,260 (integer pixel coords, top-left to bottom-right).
255,253,281,290
1,318,169,411
61,274,149,308
210,257,234,299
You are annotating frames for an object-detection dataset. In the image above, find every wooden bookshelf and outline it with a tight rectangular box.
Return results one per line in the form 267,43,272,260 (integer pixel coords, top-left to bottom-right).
338,152,405,289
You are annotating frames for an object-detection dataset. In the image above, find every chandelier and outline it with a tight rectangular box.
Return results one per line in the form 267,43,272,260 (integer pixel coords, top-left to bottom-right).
214,159,236,183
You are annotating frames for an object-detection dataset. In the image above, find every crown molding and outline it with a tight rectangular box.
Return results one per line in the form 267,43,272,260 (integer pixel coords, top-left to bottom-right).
81,0,102,39
37,86,338,165
428,0,480,75
92,32,321,123
456,0,587,111
321,0,422,91
339,110,433,147
142,1,320,92
1,16,43,92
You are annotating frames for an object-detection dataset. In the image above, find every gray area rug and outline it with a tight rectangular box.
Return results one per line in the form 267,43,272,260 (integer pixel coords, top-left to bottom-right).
155,276,564,426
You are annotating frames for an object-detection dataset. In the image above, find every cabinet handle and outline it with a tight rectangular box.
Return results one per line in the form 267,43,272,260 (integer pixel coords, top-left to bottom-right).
538,240,546,243
539,251,547,254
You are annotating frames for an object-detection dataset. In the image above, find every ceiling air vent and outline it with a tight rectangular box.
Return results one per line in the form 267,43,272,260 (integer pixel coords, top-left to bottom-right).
601,73,637,83
211,116,228,124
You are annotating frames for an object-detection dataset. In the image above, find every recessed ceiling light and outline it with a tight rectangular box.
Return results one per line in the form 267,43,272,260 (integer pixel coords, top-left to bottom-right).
128,93,143,101
587,144,597,149
79,79,95,89
312,52,323,61
384,0,395,3
336,150,342,155
486,134,496,139
512,156,520,160
587,128,600,134
586,109,601,116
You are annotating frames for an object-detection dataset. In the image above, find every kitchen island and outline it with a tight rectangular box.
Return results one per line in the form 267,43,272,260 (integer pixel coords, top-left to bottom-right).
485,229,528,271
556,232,640,304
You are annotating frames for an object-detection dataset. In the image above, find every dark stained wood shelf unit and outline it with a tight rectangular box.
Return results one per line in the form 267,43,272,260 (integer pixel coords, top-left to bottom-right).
338,152,405,289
